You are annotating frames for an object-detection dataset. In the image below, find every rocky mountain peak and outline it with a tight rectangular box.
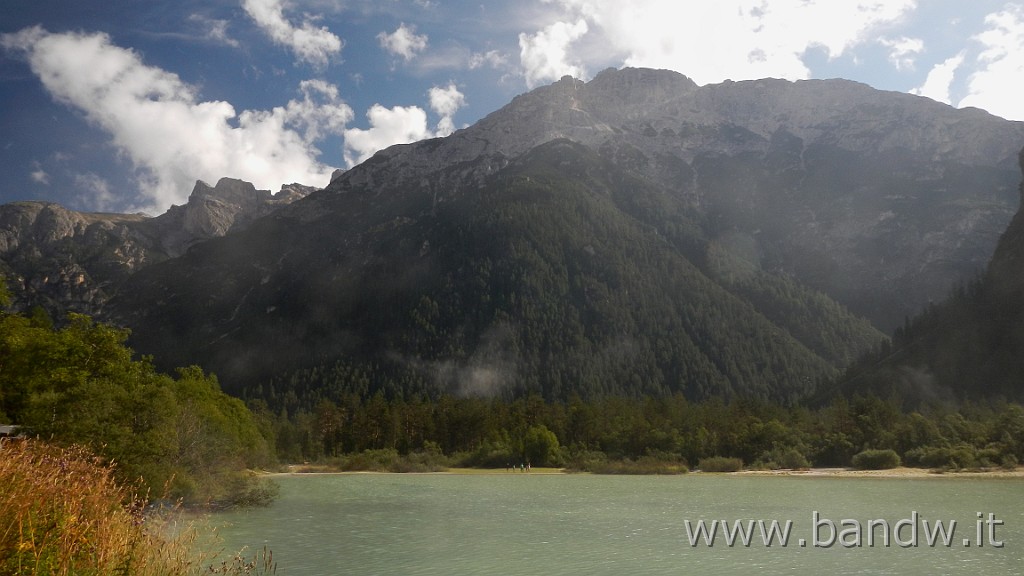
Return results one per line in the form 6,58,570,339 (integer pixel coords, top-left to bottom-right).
190,177,271,208
0,176,312,318
154,178,313,256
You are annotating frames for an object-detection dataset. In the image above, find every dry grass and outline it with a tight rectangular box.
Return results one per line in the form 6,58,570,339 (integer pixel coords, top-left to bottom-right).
0,439,274,576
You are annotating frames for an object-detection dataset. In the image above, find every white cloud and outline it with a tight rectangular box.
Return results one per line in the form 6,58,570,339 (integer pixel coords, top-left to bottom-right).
377,23,429,61
341,84,467,167
74,172,117,211
343,105,430,167
1,26,347,213
911,52,965,105
958,6,1024,120
189,14,240,48
30,165,50,185
469,50,508,70
429,83,466,136
539,0,916,85
880,36,924,71
283,79,355,143
242,0,342,68
519,18,589,88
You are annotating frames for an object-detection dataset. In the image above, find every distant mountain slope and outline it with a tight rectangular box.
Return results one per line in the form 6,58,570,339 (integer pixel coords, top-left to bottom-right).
113,140,883,401
837,148,1024,403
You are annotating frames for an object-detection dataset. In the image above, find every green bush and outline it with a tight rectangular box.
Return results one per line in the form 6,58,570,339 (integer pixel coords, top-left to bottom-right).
698,456,743,472
523,424,561,467
851,449,901,470
755,447,811,470
457,439,517,469
1001,454,1019,470
340,449,400,471
904,445,980,470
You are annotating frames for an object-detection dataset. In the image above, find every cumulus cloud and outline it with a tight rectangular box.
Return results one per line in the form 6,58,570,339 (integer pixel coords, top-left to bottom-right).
911,52,965,105
242,0,342,68
341,84,466,166
343,105,430,167
284,79,355,143
429,83,466,136
537,0,916,85
958,6,1024,120
880,36,924,71
519,19,589,88
377,22,428,61
469,49,508,70
1,26,348,213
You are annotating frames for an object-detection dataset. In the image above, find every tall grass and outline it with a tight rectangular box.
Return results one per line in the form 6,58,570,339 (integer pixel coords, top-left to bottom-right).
0,439,274,576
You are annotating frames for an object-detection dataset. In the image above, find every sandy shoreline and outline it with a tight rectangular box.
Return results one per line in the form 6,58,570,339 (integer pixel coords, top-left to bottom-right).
733,466,1024,479
274,465,1024,478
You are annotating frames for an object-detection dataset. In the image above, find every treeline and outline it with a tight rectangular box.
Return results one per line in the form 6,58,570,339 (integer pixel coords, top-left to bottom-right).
0,281,276,507
250,382,1024,473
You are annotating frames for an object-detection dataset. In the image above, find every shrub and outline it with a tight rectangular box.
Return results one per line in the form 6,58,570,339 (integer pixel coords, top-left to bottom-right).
340,448,400,471
457,439,516,469
698,456,743,472
904,445,979,470
562,449,609,473
755,447,811,470
586,456,688,475
0,440,276,575
1001,454,1019,471
851,448,901,470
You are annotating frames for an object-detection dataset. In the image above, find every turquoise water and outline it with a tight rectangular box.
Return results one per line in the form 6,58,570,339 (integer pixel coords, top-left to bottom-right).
210,473,1024,575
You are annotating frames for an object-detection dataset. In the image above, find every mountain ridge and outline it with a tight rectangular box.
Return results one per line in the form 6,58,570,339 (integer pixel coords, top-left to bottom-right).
0,177,314,316
310,68,1024,331
4,67,1024,402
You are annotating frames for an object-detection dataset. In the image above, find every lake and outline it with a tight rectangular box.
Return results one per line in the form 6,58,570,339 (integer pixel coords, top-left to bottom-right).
209,473,1024,575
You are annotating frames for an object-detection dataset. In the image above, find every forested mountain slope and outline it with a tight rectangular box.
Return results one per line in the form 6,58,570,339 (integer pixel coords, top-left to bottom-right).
114,139,881,401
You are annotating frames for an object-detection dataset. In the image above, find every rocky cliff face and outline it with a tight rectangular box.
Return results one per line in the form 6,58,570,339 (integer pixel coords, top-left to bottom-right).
147,178,316,257
0,178,312,317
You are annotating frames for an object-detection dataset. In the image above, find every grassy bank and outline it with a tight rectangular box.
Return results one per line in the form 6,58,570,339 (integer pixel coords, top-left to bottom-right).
0,440,274,576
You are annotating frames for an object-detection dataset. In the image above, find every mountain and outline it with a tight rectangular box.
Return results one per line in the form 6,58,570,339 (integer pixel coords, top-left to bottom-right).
387,68,1024,333
5,67,1024,403
112,138,883,402
837,147,1024,403
0,178,314,316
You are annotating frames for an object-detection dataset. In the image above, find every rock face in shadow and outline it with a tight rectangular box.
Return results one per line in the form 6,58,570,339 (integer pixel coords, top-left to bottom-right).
0,178,313,316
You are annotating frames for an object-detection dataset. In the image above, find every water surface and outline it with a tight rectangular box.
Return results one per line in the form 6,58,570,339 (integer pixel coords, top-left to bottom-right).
211,473,1024,575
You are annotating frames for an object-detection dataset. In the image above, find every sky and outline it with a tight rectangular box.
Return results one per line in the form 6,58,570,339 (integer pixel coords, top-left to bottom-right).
2,1,1023,215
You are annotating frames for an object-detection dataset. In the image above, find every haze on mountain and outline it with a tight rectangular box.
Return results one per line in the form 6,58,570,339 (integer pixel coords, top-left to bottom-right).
837,148,1024,404
3,68,1024,403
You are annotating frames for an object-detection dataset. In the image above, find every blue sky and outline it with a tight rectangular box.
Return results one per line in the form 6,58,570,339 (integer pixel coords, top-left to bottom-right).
2,1,1023,214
